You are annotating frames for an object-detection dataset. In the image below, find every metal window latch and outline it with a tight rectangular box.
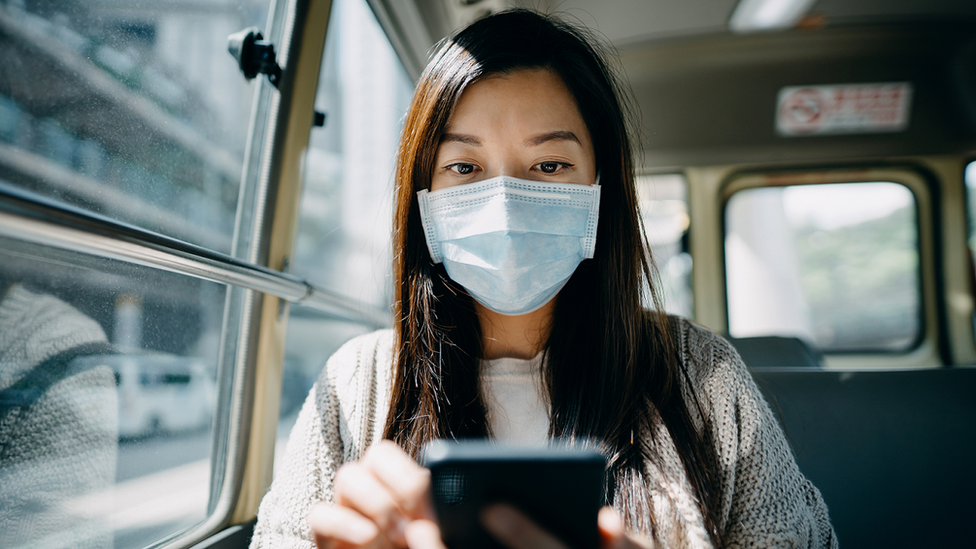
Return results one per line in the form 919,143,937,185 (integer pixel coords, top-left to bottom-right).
227,27,282,87
228,27,327,128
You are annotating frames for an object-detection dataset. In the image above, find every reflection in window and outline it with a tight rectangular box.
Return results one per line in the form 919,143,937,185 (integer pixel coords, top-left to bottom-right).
0,0,269,253
636,174,692,318
278,0,408,467
966,161,976,337
726,182,920,352
0,238,225,549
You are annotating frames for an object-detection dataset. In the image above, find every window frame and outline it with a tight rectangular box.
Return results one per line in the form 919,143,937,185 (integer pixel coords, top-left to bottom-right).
718,166,943,370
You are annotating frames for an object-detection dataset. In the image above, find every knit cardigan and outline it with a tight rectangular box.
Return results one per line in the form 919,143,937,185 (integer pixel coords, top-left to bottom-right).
251,318,837,549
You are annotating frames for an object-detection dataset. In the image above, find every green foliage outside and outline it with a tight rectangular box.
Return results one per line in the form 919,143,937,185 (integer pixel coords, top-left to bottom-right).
793,206,919,351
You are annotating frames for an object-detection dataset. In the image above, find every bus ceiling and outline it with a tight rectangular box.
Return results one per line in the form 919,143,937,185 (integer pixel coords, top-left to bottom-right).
368,0,976,168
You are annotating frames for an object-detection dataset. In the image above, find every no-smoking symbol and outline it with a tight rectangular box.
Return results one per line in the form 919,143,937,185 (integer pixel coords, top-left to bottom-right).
780,88,824,129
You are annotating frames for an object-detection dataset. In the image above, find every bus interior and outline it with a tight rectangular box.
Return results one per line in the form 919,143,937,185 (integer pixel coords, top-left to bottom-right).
0,0,974,548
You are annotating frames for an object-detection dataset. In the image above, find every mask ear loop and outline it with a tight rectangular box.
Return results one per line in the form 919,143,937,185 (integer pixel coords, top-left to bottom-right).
594,172,601,186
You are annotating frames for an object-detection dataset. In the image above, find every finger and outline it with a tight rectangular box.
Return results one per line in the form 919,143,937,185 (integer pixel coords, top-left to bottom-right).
481,504,567,549
404,519,448,549
334,462,408,543
597,508,654,549
598,507,625,542
362,441,433,518
308,502,379,548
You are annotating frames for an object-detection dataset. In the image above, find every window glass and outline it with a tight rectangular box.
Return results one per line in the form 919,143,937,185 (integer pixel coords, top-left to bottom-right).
291,0,412,307
277,0,408,458
966,161,976,263
0,0,269,253
725,182,920,352
636,174,692,318
0,236,226,549
966,161,976,336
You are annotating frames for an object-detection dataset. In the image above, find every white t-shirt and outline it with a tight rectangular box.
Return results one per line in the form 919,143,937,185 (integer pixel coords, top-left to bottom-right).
480,352,549,445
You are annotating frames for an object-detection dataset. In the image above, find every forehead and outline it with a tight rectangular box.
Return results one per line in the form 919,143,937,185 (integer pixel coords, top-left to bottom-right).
445,68,588,135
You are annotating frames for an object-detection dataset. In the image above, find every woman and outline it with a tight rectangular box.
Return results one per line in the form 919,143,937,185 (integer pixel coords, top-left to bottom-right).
251,10,836,549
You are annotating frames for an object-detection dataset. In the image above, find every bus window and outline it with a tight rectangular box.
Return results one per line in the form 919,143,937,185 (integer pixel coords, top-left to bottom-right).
0,0,272,548
276,0,410,461
0,237,227,549
636,173,692,318
725,182,920,353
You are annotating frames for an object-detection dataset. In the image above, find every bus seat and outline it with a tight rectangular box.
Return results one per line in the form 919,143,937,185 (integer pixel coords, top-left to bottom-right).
750,367,976,547
729,336,824,368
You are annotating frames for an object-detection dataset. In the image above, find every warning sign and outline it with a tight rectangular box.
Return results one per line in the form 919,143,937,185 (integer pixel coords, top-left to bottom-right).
776,83,912,136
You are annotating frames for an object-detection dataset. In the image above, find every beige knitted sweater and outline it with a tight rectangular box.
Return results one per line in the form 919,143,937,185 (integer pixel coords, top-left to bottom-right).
251,318,837,549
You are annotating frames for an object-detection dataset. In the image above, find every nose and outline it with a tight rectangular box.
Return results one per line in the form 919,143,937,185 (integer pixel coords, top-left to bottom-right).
488,160,527,180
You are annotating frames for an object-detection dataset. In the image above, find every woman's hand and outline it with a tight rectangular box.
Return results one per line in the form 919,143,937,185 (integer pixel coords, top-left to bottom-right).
308,440,434,549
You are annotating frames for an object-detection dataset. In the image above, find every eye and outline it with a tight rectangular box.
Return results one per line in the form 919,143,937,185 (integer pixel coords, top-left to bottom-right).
534,161,573,174
446,163,477,176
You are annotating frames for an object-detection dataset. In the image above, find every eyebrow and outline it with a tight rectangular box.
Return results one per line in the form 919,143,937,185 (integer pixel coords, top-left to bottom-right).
440,133,481,145
439,131,582,147
525,131,581,146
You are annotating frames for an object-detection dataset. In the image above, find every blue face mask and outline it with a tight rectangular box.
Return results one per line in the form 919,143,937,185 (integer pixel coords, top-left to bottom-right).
417,175,601,316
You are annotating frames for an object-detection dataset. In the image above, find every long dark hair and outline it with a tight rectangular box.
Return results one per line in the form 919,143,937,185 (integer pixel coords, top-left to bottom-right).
384,10,721,545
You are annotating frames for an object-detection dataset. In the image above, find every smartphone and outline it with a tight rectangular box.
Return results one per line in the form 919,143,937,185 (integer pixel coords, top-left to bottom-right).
421,440,608,549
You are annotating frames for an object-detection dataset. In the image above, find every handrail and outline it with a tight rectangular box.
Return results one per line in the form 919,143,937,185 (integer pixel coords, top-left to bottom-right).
0,185,390,329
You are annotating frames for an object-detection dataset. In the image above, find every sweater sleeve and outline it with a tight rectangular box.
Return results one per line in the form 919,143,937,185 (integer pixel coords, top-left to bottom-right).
679,320,837,549
249,332,377,549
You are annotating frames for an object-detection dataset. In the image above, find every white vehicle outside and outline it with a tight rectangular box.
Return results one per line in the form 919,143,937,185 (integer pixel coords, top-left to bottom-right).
75,354,216,438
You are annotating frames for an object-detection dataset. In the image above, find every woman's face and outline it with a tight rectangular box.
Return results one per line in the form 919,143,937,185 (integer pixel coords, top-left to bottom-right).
430,68,597,191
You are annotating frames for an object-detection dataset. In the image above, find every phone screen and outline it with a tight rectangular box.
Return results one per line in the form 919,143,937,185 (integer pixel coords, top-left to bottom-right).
422,440,607,549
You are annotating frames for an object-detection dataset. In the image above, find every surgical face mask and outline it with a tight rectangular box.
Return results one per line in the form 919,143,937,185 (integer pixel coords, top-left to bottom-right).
417,175,600,316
